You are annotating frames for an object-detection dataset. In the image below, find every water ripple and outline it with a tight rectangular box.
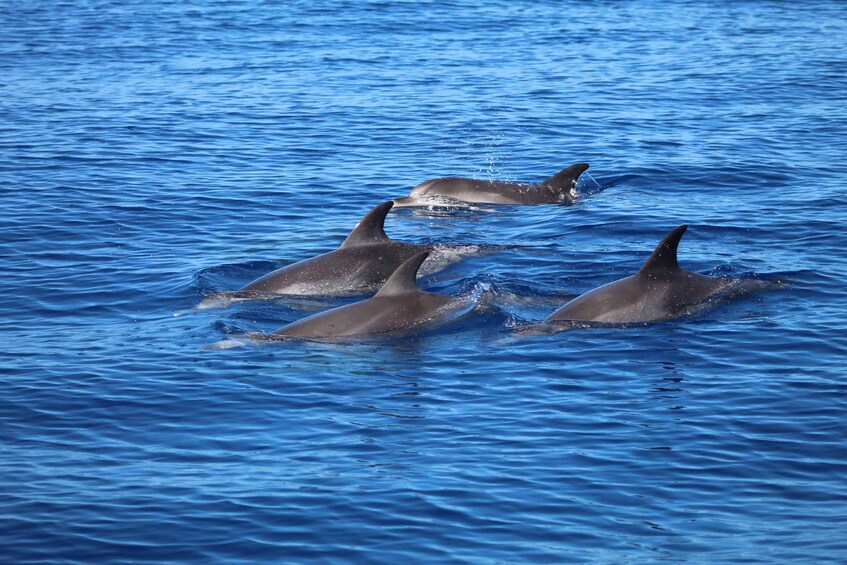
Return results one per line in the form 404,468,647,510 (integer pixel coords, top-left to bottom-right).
2,0,847,562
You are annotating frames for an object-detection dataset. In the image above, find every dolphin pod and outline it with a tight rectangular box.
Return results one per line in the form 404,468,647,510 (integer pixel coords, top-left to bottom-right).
392,163,589,206
203,160,774,340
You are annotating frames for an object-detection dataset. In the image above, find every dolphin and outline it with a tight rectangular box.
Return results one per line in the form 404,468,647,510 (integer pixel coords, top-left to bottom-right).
199,202,428,307
272,251,469,338
392,163,589,206
545,225,764,324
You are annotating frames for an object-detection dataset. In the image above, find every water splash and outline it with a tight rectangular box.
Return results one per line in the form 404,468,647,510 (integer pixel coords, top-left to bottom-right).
574,172,605,197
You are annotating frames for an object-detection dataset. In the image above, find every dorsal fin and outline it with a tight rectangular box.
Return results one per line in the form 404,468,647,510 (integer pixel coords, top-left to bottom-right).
340,201,393,248
375,252,429,297
637,225,688,277
540,163,589,190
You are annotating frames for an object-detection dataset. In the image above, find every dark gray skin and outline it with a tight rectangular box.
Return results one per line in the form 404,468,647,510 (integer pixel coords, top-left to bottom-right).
393,163,589,206
236,201,425,297
546,225,732,324
273,252,464,338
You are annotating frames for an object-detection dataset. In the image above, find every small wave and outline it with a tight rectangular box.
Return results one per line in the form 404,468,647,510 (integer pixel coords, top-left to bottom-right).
191,290,293,311
201,336,252,350
422,243,485,276
574,172,605,198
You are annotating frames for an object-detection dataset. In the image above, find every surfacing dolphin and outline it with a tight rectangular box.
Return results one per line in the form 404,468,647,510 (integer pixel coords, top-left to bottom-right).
545,225,770,324
271,251,470,339
392,163,590,207
198,201,428,308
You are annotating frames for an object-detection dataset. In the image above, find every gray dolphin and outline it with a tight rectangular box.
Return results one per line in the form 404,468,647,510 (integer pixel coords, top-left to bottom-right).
199,202,427,308
272,251,469,338
393,163,589,206
546,225,761,324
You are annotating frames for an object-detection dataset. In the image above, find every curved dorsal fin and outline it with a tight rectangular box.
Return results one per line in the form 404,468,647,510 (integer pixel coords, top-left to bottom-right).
340,201,394,248
540,163,589,190
637,225,687,277
375,252,429,297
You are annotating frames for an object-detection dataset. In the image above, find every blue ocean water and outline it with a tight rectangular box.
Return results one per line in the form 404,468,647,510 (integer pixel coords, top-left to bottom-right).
2,0,847,561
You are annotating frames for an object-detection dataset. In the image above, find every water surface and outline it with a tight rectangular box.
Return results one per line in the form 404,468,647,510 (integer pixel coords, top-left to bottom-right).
2,1,847,562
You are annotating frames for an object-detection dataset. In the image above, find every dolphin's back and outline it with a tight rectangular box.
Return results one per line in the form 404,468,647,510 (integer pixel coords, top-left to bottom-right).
275,292,454,338
238,242,421,295
273,251,460,338
547,271,727,323
236,201,426,296
409,178,526,204
407,163,589,205
547,225,733,324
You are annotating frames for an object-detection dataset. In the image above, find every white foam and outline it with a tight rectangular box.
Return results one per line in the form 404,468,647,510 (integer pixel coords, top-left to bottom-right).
201,337,251,350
